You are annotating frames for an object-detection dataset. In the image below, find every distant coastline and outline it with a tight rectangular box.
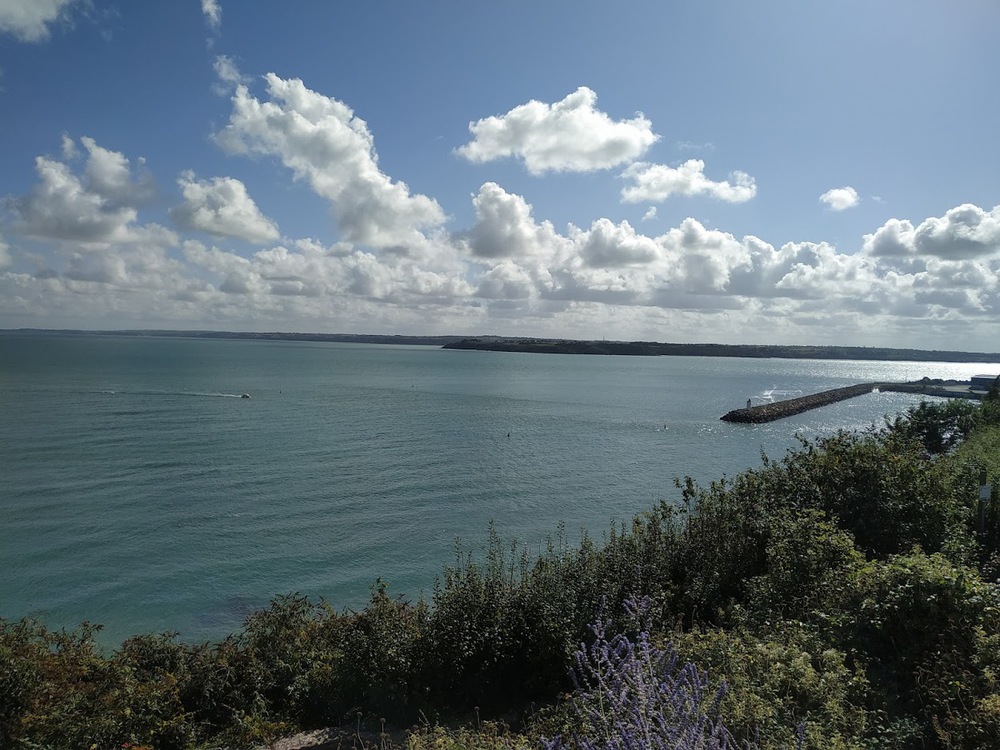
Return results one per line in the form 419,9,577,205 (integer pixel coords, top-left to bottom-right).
2,328,465,348
5,328,1000,363
442,335,1000,363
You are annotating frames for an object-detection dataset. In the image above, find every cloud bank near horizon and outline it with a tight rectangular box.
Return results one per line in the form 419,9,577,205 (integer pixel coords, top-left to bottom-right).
2,73,999,349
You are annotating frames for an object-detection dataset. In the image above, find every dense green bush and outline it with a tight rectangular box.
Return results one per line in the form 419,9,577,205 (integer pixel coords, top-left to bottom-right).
0,620,199,750
744,508,864,626
672,627,868,750
762,430,963,558
835,553,1000,744
887,399,979,455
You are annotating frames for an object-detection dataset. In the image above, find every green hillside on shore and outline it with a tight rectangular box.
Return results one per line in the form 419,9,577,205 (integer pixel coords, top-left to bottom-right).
443,336,1000,363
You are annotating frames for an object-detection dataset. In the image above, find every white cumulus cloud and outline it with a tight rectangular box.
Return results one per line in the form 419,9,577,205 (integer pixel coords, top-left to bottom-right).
456,87,659,175
863,203,1000,259
462,183,759,306
171,172,280,244
620,160,757,204
216,74,446,250
201,0,221,30
577,218,661,268
0,0,78,42
462,182,569,261
456,184,1000,331
213,55,248,92
10,137,163,244
0,234,11,269
182,237,473,306
476,260,536,300
81,137,154,206
819,186,860,211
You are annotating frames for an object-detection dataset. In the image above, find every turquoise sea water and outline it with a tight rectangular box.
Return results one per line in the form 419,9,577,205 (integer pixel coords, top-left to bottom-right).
2,333,998,645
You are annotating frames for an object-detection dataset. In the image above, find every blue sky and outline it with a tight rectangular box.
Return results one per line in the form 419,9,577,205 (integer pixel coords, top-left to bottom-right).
2,1,999,350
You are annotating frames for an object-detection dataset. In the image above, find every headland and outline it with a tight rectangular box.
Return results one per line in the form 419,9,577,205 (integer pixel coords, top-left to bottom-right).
443,336,1000,363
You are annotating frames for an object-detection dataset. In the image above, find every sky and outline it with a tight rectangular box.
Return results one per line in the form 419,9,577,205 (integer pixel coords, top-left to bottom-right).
1,1,999,350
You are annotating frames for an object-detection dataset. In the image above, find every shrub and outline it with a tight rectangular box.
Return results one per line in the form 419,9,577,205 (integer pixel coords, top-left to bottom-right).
545,598,761,750
672,628,867,750
758,430,962,559
406,721,532,750
319,580,425,723
744,509,864,626
835,552,1000,747
886,400,978,455
0,619,175,750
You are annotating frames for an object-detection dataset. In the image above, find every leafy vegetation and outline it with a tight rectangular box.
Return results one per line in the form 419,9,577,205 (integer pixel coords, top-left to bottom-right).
545,596,755,750
2,396,1000,749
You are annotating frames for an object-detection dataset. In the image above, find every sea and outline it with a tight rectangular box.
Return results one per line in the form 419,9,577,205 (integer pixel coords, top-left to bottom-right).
2,333,998,646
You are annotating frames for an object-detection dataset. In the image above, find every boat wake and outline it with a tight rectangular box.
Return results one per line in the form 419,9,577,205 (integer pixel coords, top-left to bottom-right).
96,389,246,398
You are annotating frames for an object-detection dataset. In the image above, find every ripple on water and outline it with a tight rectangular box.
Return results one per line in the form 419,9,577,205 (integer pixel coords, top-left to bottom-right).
2,334,996,644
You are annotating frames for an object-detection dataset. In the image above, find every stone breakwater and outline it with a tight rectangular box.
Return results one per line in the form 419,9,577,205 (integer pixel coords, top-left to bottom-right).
721,380,984,423
722,384,880,423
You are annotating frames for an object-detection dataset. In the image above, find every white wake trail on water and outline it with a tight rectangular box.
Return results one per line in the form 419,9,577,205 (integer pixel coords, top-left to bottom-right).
95,389,246,398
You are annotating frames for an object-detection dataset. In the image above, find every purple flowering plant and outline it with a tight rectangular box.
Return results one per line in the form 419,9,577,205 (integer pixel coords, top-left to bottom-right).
544,596,763,750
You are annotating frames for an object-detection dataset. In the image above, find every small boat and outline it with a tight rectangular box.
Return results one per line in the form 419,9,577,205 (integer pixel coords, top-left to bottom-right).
241,393,251,399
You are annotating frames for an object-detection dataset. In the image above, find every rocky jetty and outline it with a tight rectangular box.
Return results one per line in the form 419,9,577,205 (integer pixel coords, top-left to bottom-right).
722,384,884,423
722,379,985,423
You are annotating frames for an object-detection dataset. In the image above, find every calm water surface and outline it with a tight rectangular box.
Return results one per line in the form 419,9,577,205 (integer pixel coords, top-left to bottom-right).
2,334,997,644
